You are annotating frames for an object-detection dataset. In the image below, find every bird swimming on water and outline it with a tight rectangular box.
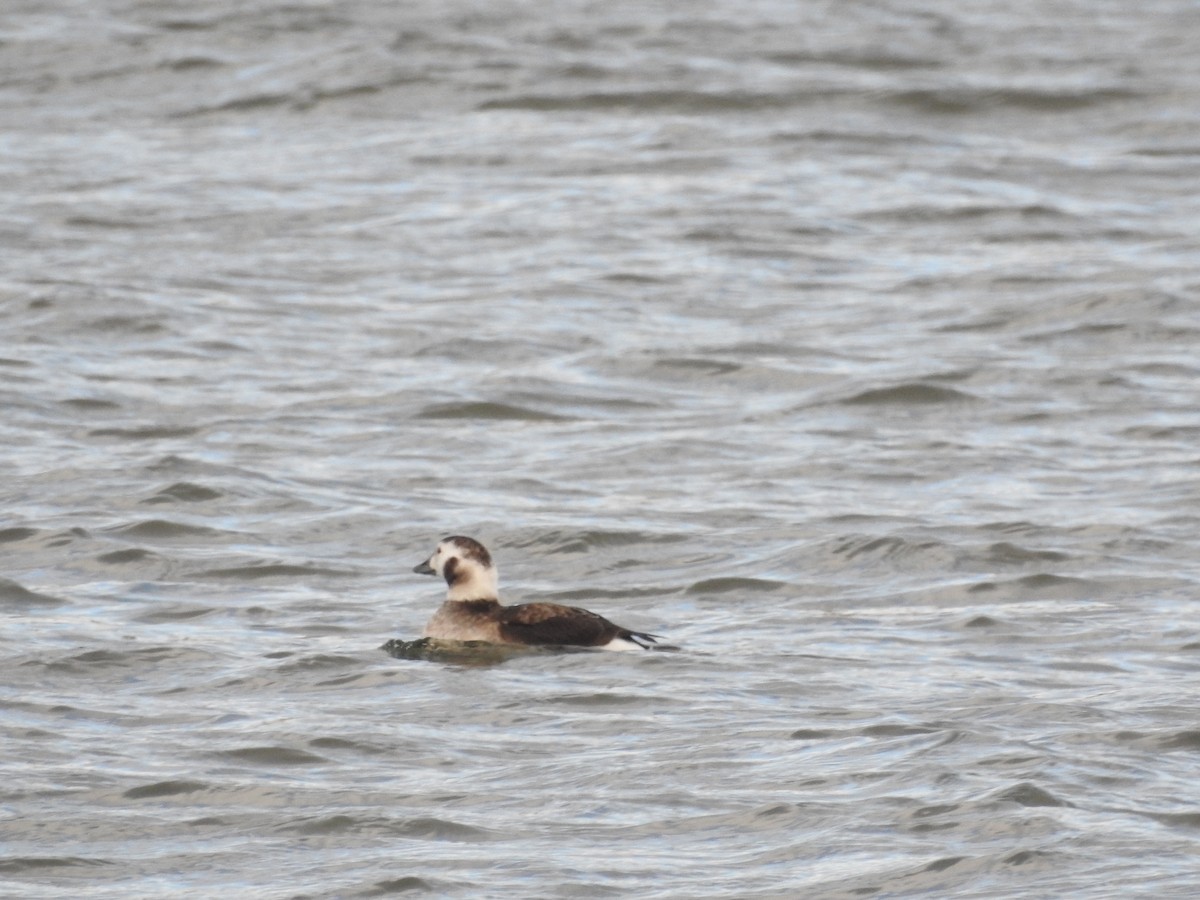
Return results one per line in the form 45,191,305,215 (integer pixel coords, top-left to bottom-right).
412,535,659,650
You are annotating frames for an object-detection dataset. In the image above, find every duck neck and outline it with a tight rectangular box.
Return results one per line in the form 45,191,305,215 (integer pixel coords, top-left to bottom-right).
443,598,501,613
445,570,498,603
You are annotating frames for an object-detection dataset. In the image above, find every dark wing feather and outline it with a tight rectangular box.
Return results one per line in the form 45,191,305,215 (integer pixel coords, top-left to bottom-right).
498,602,623,647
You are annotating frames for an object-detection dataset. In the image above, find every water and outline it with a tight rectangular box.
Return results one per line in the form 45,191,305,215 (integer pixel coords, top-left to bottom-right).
3,0,1200,896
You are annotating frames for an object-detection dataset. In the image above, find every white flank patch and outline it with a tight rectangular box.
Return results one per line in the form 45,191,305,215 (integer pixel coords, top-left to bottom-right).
598,636,647,652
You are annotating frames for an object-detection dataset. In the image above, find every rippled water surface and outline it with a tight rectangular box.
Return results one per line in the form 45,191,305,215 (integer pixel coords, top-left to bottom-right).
4,0,1200,896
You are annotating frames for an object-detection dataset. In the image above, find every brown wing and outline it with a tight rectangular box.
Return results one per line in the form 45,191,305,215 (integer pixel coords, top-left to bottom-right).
497,602,620,647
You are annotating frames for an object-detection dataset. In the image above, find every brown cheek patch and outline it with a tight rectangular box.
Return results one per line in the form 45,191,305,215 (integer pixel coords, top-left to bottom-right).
444,536,492,569
443,556,460,586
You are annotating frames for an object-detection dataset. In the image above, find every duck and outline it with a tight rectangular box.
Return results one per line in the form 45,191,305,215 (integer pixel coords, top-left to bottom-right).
412,535,659,650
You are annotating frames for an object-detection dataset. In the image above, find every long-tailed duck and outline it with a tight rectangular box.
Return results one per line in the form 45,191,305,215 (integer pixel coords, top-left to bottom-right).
413,536,659,651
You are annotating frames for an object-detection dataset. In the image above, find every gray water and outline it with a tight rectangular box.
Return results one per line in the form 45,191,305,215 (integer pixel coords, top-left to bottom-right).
4,0,1200,896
